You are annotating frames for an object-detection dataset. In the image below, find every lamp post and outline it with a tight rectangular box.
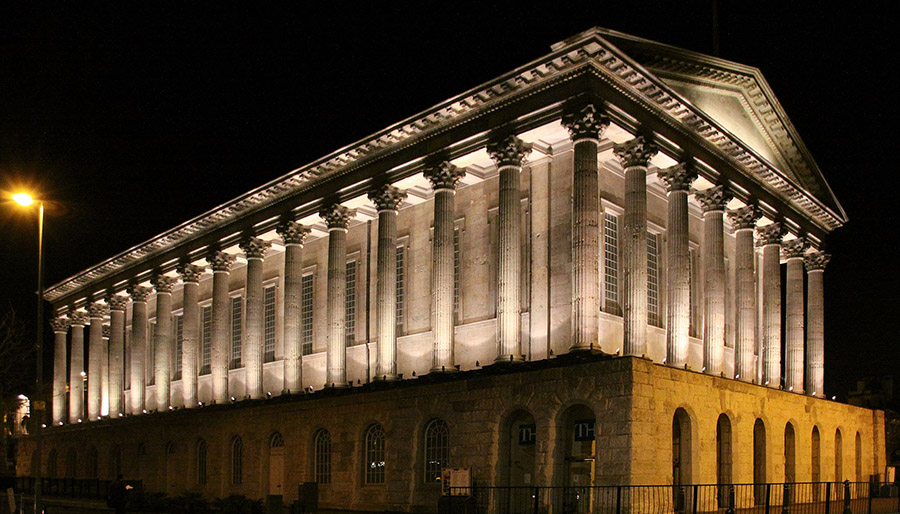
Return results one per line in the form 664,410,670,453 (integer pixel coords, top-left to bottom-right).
12,192,45,514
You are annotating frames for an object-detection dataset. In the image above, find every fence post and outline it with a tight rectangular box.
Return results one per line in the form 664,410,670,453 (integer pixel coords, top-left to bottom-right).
843,480,852,514
726,484,735,514
867,481,873,514
765,483,772,514
825,482,832,514
533,486,539,514
782,482,791,514
616,485,622,514
692,485,699,514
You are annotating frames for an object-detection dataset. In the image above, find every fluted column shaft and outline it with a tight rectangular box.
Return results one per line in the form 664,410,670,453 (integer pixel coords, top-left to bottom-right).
128,288,150,413
51,319,69,425
696,186,730,376
278,221,309,393
805,252,829,397
783,239,806,392
107,297,126,417
205,255,231,404
729,206,759,382
153,277,174,410
321,205,353,387
659,164,697,368
759,224,784,388
100,325,110,416
369,187,405,380
87,305,105,420
425,162,464,372
182,274,202,406
615,137,657,356
241,237,270,398
68,314,86,422
562,105,608,351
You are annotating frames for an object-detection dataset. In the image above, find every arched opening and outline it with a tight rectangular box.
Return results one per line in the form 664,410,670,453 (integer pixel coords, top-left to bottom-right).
108,446,121,479
784,423,796,483
672,408,693,510
561,405,596,488
812,427,821,499
47,449,58,478
505,410,536,487
855,432,862,481
85,446,98,479
136,442,147,479
65,448,76,478
753,419,767,505
716,414,733,506
269,432,285,496
313,429,332,484
423,419,450,484
231,436,243,485
364,424,386,484
835,429,843,482
165,441,177,493
196,439,208,485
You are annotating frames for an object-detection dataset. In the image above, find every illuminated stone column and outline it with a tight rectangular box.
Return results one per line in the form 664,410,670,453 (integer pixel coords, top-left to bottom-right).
561,104,609,352
87,301,108,420
50,317,69,425
182,261,210,406
321,204,354,387
805,251,830,397
424,162,465,373
101,324,110,416
782,238,807,393
614,136,658,356
241,236,272,398
757,222,785,388
658,163,697,368
152,275,175,410
277,221,311,392
695,185,732,375
727,206,760,382
368,186,406,380
487,135,531,362
106,294,127,418
127,285,151,414
68,310,87,422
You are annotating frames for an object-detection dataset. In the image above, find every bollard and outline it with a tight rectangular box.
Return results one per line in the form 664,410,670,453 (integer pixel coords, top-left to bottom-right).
533,486,539,514
782,482,791,514
765,483,772,514
843,480,852,514
725,484,735,514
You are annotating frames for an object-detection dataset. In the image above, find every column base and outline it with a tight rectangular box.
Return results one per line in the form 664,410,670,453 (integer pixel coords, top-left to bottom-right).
429,365,459,374
372,374,401,382
324,382,350,389
493,354,525,365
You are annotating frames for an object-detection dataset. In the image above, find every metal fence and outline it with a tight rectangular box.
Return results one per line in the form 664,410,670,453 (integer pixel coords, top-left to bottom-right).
447,482,900,514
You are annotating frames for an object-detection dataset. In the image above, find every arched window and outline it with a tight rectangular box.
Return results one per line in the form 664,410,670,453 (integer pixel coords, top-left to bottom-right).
835,429,843,481
672,409,693,510
314,429,332,484
47,449,58,478
166,441,176,455
109,446,121,479
85,446,98,479
784,423,796,483
753,419,767,505
196,439,208,485
423,419,449,483
716,414,733,506
65,448,76,478
271,432,284,448
855,432,862,481
364,424,386,484
811,427,821,483
231,436,243,485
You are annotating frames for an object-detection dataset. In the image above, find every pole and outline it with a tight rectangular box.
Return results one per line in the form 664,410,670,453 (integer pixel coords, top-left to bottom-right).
35,202,44,514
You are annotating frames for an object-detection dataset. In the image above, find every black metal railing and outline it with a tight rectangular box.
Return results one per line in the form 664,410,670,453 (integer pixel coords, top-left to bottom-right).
14,477,143,501
448,481,900,514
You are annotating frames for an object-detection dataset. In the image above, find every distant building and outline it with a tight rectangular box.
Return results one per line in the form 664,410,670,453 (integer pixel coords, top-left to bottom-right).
849,376,899,470
16,27,886,511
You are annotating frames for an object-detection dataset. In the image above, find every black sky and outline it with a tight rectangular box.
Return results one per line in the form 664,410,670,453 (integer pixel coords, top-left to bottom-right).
1,3,897,400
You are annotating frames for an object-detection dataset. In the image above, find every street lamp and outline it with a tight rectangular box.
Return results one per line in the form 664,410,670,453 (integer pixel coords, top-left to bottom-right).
12,192,45,514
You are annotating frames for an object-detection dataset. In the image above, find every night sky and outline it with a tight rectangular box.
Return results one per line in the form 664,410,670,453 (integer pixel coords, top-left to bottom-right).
1,3,896,400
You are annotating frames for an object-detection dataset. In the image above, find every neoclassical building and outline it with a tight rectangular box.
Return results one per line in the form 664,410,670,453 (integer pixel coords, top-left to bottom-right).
18,28,886,511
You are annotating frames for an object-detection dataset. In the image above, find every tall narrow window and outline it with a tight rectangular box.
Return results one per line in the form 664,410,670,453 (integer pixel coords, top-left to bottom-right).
196,439,207,485
647,232,661,327
364,424,386,484
200,306,212,375
396,245,405,334
423,419,449,483
689,248,699,337
125,328,131,390
301,274,314,355
453,228,460,317
148,321,157,385
345,261,357,345
231,436,243,485
264,285,276,362
603,212,620,315
230,296,242,369
174,315,183,380
314,429,332,484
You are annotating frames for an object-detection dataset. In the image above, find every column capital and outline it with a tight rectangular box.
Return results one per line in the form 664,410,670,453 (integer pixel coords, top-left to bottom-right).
177,263,206,283
276,220,312,245
726,205,761,230
50,317,69,333
88,302,109,319
127,285,152,303
756,223,786,246
782,238,808,259
102,325,111,339
105,294,128,311
239,235,272,259
207,250,237,272
694,185,733,213
805,251,831,271
486,135,532,168
423,161,465,191
613,135,658,168
69,310,88,326
561,102,609,141
152,274,176,294
657,162,698,192
319,204,355,231
367,185,407,213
